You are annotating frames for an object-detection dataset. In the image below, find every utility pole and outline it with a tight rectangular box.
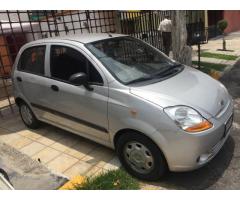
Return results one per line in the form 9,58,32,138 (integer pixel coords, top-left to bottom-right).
171,11,192,66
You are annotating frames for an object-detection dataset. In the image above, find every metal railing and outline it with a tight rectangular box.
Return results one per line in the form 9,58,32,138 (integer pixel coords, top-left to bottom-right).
0,10,207,115
0,10,117,115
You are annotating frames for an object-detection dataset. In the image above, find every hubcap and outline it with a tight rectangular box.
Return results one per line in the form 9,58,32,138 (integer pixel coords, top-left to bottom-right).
20,105,33,125
124,141,154,174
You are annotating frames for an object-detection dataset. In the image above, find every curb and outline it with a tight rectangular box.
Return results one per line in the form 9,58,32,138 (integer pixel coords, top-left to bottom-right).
59,175,86,190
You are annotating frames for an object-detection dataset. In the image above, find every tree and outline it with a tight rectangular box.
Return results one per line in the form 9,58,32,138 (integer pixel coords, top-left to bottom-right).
217,19,228,51
171,11,192,66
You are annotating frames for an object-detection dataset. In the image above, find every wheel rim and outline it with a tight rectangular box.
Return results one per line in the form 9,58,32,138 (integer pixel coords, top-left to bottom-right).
124,141,154,174
20,105,33,125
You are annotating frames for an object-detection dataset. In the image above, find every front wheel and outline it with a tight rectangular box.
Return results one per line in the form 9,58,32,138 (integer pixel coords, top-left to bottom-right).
116,132,168,181
19,101,40,129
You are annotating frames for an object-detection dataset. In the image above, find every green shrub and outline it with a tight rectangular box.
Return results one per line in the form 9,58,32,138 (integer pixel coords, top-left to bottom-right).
75,169,140,190
217,19,228,33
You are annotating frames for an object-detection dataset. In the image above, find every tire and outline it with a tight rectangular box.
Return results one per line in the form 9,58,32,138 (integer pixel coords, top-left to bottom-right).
19,101,40,129
116,132,168,181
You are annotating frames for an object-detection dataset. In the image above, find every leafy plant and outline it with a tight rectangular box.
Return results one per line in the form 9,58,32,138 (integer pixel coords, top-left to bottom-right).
74,169,140,190
217,19,228,50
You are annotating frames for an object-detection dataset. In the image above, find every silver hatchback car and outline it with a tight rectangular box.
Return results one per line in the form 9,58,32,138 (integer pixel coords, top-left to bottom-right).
12,34,234,180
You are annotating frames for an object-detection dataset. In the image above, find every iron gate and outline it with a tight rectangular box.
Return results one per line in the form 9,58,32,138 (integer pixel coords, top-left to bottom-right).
118,10,174,51
118,10,207,50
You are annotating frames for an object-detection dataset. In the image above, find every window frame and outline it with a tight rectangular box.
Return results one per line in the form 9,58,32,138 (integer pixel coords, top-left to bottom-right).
17,45,46,76
49,43,104,86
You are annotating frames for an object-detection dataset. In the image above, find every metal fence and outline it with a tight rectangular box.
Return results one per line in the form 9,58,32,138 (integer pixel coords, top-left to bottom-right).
118,10,207,50
0,10,117,115
0,10,206,115
118,10,174,51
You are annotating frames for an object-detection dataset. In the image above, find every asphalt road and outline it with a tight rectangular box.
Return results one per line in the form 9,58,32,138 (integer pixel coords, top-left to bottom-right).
147,60,240,189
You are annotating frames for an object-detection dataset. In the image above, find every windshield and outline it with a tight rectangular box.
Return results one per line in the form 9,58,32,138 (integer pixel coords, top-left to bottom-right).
85,36,181,84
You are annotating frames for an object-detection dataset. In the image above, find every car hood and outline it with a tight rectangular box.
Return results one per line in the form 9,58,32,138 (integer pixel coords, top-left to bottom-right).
130,66,231,118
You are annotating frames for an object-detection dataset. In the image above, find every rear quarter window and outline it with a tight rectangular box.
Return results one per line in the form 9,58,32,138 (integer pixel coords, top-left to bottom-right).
17,46,46,75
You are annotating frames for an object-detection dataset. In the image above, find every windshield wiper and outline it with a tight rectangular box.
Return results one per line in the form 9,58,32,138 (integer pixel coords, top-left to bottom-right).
126,76,153,85
152,63,182,77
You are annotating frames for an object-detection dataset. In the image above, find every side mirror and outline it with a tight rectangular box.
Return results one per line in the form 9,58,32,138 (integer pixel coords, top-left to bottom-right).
69,72,93,91
69,72,87,86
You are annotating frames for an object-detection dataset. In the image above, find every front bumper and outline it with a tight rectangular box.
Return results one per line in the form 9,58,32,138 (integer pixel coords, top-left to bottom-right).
161,99,234,172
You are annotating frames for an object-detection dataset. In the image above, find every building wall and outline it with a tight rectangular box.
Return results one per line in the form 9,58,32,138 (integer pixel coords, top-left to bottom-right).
224,11,240,33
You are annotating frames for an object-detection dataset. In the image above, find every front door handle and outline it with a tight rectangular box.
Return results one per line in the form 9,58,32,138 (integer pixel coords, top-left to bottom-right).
16,76,22,82
51,85,59,92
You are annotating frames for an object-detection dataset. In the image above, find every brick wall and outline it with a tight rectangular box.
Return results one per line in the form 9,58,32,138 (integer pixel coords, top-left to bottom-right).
224,11,240,33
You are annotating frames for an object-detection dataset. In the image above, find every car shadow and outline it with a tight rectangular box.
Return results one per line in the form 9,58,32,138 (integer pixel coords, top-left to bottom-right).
142,135,235,189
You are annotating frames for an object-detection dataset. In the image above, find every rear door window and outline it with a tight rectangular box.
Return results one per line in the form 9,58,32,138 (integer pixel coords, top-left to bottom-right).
18,46,46,75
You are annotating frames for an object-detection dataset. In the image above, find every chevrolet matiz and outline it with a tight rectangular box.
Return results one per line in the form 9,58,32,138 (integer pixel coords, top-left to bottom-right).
12,34,234,180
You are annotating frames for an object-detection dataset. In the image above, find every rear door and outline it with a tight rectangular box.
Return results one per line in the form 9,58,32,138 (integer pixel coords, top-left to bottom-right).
13,45,49,109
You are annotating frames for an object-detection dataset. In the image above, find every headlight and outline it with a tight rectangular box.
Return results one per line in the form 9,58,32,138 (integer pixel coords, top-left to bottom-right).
164,106,212,133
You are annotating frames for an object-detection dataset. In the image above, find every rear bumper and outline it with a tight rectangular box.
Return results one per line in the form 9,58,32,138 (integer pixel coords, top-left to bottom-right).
160,99,234,172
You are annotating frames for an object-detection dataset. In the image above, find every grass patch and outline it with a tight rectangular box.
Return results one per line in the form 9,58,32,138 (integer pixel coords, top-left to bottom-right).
200,52,238,60
75,169,140,190
199,67,211,74
192,61,227,72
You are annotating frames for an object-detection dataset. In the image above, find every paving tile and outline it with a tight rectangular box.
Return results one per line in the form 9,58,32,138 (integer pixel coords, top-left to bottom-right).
20,141,46,157
50,135,79,152
0,127,11,137
64,140,97,160
47,153,78,173
93,167,107,177
63,160,93,178
18,129,45,140
81,146,115,166
0,117,25,131
42,127,66,142
37,136,56,146
102,156,121,171
32,147,61,164
8,136,33,149
0,132,22,144
85,165,103,177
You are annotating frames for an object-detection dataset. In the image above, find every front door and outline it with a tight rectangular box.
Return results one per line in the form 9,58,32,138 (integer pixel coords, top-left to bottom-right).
34,44,109,142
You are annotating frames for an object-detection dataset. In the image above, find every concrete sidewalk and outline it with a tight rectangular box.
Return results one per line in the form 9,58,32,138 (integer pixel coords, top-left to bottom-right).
192,31,240,57
192,31,240,78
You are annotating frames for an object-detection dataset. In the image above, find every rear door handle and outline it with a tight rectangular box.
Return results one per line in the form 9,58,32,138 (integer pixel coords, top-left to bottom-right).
16,76,22,82
51,85,59,92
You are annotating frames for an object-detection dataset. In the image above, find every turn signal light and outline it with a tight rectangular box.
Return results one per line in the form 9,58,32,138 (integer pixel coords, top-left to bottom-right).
185,120,213,132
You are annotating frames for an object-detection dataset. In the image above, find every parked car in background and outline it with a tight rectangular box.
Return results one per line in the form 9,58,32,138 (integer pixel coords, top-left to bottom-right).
12,34,233,180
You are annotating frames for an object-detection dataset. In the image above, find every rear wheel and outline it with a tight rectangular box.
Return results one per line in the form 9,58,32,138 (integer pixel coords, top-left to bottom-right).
19,101,40,129
116,132,168,181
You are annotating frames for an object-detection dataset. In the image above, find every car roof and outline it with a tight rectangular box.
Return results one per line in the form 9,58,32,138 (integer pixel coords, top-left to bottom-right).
27,33,127,45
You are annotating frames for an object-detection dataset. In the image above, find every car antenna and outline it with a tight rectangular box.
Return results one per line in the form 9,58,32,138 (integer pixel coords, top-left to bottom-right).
108,33,113,37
